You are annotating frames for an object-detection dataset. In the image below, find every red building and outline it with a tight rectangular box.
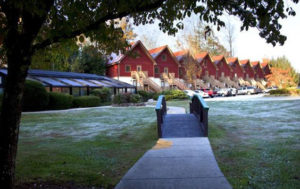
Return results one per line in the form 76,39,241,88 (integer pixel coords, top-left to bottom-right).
195,52,217,78
240,59,255,79
261,60,271,76
212,55,232,79
226,57,244,79
106,40,156,83
251,61,265,79
173,50,189,79
148,45,180,78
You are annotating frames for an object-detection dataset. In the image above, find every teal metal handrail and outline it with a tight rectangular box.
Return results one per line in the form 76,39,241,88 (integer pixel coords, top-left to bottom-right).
190,94,209,136
155,95,166,138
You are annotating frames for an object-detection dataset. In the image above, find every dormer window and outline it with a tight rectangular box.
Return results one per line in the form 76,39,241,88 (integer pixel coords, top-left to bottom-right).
161,54,167,61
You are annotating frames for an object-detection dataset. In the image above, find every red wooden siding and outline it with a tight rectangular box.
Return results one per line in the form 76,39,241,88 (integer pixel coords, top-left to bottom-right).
240,60,255,79
106,64,118,77
213,56,232,79
199,56,217,78
106,43,155,77
227,58,244,78
151,48,179,78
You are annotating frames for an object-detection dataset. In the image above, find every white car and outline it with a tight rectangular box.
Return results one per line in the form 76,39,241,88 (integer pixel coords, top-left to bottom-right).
194,90,209,98
183,90,195,98
217,88,230,96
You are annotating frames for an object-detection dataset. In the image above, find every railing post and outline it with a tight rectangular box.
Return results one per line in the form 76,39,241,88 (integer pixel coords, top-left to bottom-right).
156,109,162,138
190,94,209,137
202,109,208,137
155,95,166,138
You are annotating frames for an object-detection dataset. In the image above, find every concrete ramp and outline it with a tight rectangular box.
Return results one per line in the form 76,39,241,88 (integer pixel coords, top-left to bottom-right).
115,138,231,189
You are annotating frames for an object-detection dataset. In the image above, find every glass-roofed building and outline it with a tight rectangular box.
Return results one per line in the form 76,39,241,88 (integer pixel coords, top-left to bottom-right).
0,69,136,95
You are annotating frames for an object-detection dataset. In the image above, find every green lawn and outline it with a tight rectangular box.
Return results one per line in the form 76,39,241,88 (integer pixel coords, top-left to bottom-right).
169,99,300,188
16,107,157,188
16,99,300,188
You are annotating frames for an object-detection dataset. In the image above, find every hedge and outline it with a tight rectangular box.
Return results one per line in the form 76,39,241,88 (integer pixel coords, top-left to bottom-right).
137,91,158,102
73,96,101,107
22,80,49,111
48,92,73,110
113,93,142,104
161,90,188,101
91,88,112,103
269,88,300,95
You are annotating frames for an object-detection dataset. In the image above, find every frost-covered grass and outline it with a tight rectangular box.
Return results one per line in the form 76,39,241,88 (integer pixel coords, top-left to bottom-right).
16,106,157,188
170,98,300,188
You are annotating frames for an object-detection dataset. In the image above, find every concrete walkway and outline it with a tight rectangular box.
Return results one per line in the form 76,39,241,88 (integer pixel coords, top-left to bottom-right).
116,138,231,189
115,105,231,189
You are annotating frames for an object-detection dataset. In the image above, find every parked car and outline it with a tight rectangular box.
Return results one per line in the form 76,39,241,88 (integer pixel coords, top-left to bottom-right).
228,88,237,96
263,86,278,93
199,88,215,98
183,90,195,98
194,90,210,98
217,88,231,97
237,86,257,95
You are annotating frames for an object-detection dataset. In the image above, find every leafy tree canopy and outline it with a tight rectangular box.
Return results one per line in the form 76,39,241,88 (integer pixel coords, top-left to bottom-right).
269,56,299,85
72,45,107,75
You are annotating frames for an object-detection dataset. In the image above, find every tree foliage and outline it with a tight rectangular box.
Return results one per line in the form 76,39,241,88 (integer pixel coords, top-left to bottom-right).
72,45,106,75
31,39,79,71
269,56,299,86
266,67,296,88
177,20,229,56
182,52,202,86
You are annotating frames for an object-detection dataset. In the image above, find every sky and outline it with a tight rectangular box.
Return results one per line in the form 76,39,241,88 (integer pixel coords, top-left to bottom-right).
133,3,300,72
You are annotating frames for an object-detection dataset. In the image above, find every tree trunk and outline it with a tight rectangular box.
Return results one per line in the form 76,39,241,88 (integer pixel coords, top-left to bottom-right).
0,47,31,188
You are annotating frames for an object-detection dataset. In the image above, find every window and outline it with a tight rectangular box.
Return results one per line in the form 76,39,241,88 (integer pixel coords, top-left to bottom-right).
221,72,224,77
161,54,167,61
125,65,131,72
205,71,209,76
154,67,159,74
164,67,168,74
204,60,207,67
234,73,237,78
137,65,142,72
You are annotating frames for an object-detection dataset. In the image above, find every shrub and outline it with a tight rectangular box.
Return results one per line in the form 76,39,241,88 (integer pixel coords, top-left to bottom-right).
91,88,112,103
137,90,159,101
130,94,142,103
161,90,188,101
269,89,290,95
73,96,101,107
112,93,142,104
48,92,73,110
112,94,122,104
22,80,49,111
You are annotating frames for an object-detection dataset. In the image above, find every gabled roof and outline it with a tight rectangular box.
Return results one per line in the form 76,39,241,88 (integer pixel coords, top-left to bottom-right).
212,55,232,71
212,55,225,65
195,52,208,61
240,59,250,67
226,57,238,66
173,50,189,61
240,59,255,73
149,45,180,66
195,52,217,69
148,45,168,58
251,61,260,68
261,62,268,68
107,40,156,66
